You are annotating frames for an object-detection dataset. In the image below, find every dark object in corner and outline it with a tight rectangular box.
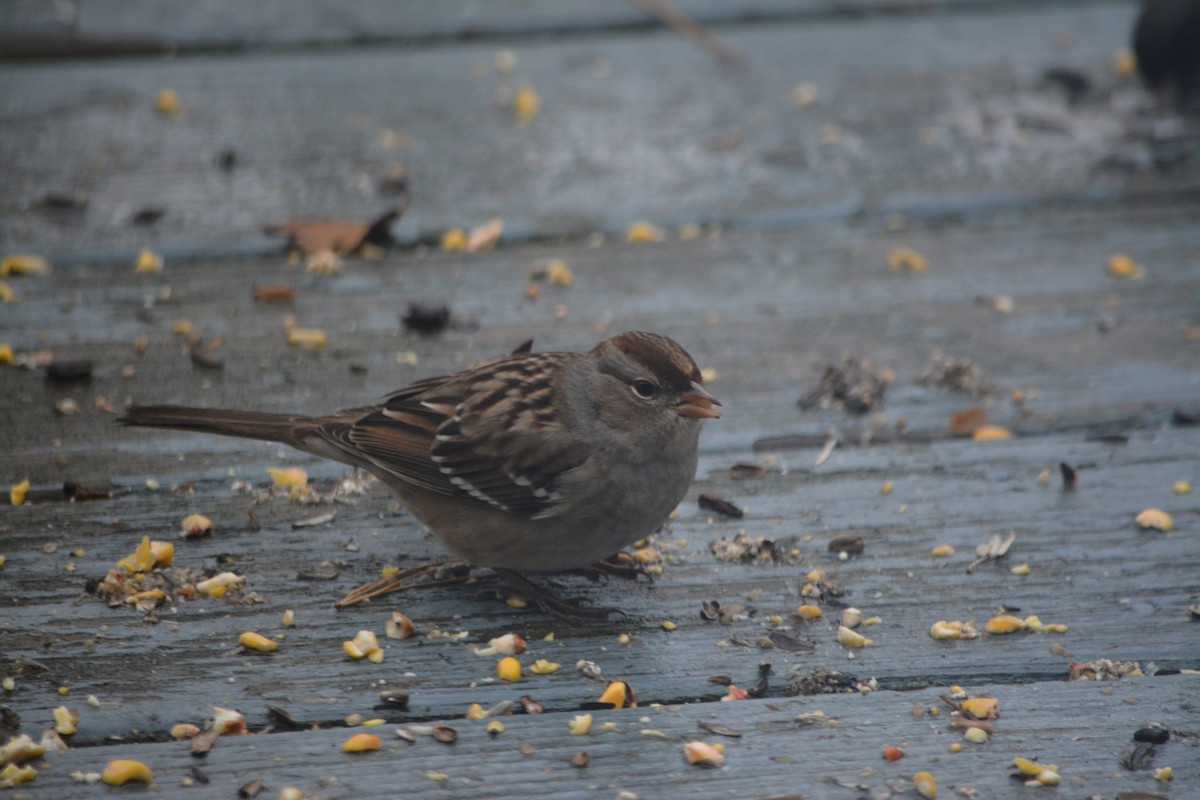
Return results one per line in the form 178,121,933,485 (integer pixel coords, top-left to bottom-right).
1133,1,1200,104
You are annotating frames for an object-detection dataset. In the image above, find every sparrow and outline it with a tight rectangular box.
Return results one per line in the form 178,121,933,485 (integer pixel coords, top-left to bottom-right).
121,332,719,585
1133,0,1200,106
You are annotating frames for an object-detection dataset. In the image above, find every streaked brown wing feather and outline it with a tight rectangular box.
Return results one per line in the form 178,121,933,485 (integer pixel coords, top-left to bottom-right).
314,353,589,516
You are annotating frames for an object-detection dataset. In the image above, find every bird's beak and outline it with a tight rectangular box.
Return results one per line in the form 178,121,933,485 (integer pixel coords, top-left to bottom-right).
676,381,721,419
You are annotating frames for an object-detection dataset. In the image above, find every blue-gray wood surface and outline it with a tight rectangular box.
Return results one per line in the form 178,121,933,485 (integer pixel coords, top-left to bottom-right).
1,1,1197,798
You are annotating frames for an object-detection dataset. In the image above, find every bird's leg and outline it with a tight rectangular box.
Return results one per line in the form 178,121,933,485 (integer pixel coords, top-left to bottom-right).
585,551,654,583
493,569,624,623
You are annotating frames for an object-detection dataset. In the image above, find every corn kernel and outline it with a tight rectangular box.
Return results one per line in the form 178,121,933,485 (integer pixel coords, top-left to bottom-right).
101,759,153,785
239,632,278,652
267,466,307,489
1172,480,1192,495
661,620,677,631
465,704,486,720
440,228,468,251
1153,766,1172,782
385,612,415,640
9,479,29,507
959,698,999,719
985,614,1026,635
342,733,382,753
683,741,724,766
529,659,561,675
795,604,823,619
963,727,988,743
948,742,962,753
196,572,243,596
626,221,666,243
497,656,521,681
837,625,872,647
929,620,961,640
170,723,200,740
486,720,506,736
0,763,37,787
285,327,327,348
913,770,937,798
512,84,540,126
1013,757,1042,776
568,714,593,735
282,609,295,627
1135,508,1173,532
618,633,631,645
972,425,1013,441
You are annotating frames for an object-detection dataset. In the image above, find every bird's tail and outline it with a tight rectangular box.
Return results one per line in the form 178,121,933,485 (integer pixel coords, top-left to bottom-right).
120,405,314,447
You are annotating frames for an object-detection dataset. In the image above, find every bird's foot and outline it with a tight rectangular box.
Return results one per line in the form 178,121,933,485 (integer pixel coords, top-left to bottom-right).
493,569,625,624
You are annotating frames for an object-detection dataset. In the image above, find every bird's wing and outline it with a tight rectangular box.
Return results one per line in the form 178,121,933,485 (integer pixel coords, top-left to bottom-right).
313,355,590,516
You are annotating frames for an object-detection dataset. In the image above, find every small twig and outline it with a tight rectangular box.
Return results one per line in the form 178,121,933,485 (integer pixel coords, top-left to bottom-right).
334,560,467,608
628,0,748,69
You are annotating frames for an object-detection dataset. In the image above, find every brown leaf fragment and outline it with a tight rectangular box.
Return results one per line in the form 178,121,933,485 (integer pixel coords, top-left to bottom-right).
265,205,406,255
707,675,733,686
252,285,295,304
519,695,544,714
827,533,865,555
767,631,815,652
949,407,988,436
700,600,721,621
697,720,742,737
698,494,744,518
431,726,458,744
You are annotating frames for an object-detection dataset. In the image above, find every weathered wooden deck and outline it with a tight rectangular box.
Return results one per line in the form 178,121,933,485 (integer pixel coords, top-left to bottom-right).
2,1,1198,798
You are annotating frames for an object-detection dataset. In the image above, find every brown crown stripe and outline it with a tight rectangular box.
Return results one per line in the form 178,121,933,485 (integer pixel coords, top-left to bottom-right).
609,331,702,387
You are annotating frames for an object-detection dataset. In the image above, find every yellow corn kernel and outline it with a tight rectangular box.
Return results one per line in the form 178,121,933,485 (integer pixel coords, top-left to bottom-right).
485,720,505,736
1036,770,1061,786
465,704,486,720
0,733,44,762
1,254,52,276
180,513,213,537
196,572,243,596
972,425,1013,441
795,604,823,620
1135,508,1173,532
837,625,872,647
0,763,37,787
1010,563,1031,576
154,88,181,116
0,344,13,364
985,614,1026,635
505,596,528,609
239,632,278,653
282,609,295,627
343,630,381,660
134,248,163,273
267,466,307,489
342,733,381,753
9,479,29,507
101,759,154,785
931,544,956,557
568,714,593,735
959,697,999,719
963,727,988,743
887,246,927,273
497,656,521,681
1107,253,1144,279
385,611,415,640
149,540,174,567
53,705,78,735
278,789,304,800
1013,757,1042,776
913,770,937,799
597,681,634,708
929,620,962,640
440,228,468,251
529,659,561,675
841,608,863,628
512,84,540,126
546,259,573,286
948,742,962,753
661,620,677,631
618,633,631,645
170,723,200,740
1153,766,1172,782
626,221,666,243
116,536,155,573
1172,480,1192,495
683,741,724,766
285,327,327,348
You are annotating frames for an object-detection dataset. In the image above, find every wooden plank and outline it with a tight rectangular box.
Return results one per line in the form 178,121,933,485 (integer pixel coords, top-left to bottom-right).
11,675,1199,798
0,0,1124,56
3,2,1186,261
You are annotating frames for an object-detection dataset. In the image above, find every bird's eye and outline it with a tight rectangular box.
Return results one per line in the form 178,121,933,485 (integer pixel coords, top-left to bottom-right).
631,379,657,399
